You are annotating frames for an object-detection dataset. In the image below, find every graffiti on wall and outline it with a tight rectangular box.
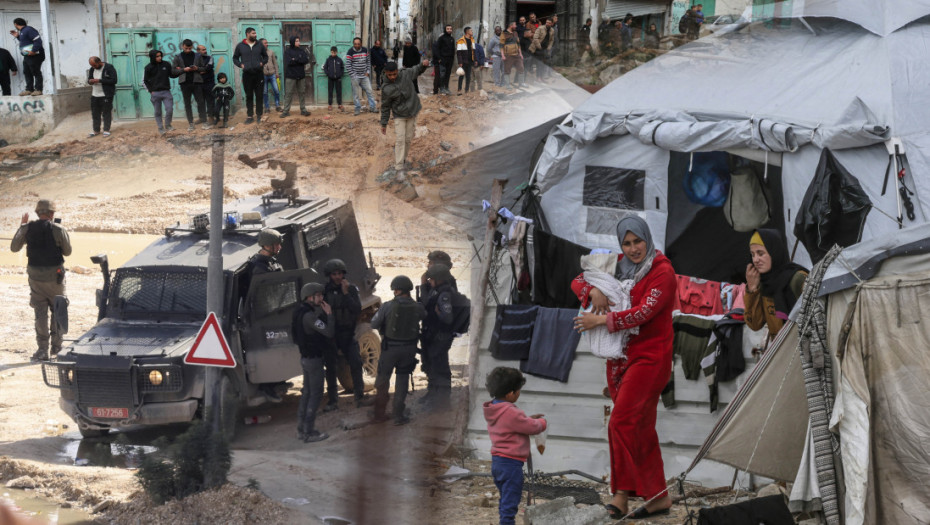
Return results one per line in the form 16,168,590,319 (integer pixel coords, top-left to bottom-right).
0,99,48,120
671,1,689,34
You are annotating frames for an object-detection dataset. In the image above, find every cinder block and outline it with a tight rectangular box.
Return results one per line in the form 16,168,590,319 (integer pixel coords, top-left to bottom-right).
285,3,303,11
126,4,146,13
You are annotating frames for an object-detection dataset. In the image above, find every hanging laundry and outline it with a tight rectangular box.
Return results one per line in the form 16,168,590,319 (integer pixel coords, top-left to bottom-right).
488,304,539,360
521,307,582,382
532,229,587,309
676,275,725,316
672,315,717,380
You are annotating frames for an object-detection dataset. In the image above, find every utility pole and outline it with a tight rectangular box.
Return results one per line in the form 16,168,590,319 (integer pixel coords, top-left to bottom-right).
204,135,225,433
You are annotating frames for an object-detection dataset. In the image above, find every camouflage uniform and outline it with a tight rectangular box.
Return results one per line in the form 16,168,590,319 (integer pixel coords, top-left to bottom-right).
10,200,71,359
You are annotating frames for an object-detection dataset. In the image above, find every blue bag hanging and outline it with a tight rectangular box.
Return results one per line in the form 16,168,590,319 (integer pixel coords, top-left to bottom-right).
683,151,730,207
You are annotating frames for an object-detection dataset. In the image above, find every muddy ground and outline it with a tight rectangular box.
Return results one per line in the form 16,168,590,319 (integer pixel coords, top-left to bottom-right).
0,78,752,525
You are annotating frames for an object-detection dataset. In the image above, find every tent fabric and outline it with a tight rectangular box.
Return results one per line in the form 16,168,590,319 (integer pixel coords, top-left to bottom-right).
686,322,807,482
789,422,823,514
782,0,930,37
833,277,930,524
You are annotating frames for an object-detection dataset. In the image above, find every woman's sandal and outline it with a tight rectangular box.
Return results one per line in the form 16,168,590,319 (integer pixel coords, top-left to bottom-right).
604,503,626,520
627,506,671,520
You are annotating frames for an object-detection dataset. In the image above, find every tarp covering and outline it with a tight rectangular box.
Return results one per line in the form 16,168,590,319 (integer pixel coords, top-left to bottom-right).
782,0,930,36
832,276,930,524
687,323,808,482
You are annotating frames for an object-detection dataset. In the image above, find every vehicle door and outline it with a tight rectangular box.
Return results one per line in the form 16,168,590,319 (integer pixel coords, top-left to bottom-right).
239,268,318,384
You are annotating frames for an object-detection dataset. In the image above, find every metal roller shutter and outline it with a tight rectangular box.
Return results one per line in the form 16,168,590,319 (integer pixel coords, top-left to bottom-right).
605,0,668,19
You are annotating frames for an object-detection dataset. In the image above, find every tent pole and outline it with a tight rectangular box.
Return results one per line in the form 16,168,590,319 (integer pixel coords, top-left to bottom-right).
445,179,506,454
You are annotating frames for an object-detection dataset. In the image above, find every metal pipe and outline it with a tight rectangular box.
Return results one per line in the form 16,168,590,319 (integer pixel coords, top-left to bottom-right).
97,0,106,59
204,135,225,431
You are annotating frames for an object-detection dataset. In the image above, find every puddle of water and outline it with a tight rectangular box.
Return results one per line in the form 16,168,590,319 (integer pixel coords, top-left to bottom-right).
58,424,188,469
0,232,160,269
1,489,95,524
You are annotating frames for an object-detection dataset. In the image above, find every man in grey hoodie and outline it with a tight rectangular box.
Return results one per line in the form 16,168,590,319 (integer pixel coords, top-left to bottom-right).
380,59,430,174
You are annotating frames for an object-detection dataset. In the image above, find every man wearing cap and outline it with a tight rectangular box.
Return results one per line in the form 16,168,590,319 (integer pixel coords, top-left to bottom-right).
11,199,72,361
380,57,431,175
292,282,333,443
420,263,456,409
322,259,370,409
246,228,286,402
370,275,426,425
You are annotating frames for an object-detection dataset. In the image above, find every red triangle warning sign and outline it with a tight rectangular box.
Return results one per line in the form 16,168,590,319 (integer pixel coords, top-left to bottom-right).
184,312,237,368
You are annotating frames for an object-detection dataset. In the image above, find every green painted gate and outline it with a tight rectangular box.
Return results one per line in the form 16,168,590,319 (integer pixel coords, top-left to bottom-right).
311,20,355,105
106,28,232,120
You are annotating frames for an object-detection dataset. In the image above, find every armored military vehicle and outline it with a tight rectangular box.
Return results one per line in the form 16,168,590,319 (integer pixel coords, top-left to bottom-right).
42,196,381,437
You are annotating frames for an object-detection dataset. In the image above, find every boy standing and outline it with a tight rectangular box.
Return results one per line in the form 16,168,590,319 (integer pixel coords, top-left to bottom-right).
483,367,547,525
323,46,345,112
212,73,235,128
292,282,333,443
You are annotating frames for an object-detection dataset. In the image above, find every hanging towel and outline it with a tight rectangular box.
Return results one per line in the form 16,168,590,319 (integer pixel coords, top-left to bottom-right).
488,304,539,360
579,265,637,360
521,307,581,382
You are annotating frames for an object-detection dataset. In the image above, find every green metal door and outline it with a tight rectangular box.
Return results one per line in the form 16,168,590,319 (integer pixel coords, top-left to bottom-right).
312,20,355,105
107,28,228,120
237,21,283,105
107,29,139,119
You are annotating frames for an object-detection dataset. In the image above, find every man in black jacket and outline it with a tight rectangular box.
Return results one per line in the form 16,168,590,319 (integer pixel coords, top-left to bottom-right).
196,44,215,122
0,46,17,96
292,282,332,442
400,37,421,93
370,40,388,90
86,56,117,137
280,36,311,118
437,24,455,95
142,49,179,135
233,27,268,124
172,39,209,130
322,259,369,410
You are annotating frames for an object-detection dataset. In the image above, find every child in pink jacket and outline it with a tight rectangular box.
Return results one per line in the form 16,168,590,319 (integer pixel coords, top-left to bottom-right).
483,367,547,525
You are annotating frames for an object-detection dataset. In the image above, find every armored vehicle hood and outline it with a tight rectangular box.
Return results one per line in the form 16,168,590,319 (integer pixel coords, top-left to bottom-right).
64,318,201,358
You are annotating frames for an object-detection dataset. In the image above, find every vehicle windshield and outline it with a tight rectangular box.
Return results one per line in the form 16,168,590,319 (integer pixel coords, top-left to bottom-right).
109,268,208,318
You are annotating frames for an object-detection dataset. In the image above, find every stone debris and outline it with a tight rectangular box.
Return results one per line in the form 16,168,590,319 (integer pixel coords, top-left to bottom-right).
5,475,37,489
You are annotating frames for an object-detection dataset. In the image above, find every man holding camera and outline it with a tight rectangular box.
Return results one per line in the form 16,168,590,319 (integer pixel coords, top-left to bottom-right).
10,199,71,361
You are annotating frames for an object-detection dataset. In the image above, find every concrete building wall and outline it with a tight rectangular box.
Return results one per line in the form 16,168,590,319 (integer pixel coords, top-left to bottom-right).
100,0,361,35
0,87,90,144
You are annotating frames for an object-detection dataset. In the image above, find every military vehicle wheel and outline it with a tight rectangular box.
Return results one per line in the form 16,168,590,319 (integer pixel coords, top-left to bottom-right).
217,374,240,440
336,323,381,392
79,427,110,439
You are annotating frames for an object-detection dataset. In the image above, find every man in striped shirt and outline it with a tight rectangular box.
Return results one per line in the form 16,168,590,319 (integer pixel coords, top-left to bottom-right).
346,37,377,116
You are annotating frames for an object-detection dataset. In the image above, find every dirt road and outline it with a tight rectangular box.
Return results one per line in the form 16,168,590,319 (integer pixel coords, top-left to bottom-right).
0,85,506,524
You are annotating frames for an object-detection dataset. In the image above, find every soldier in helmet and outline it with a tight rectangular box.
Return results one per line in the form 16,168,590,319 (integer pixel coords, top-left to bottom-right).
322,258,370,409
11,199,72,361
249,228,284,275
417,250,457,304
291,282,332,443
420,263,456,409
370,275,426,425
247,227,285,402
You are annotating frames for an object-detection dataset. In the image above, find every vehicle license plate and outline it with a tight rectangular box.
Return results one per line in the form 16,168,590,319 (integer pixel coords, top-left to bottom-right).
90,407,128,419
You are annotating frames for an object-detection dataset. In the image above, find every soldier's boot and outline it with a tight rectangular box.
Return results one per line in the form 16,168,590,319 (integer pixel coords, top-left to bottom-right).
392,374,411,425
372,387,390,423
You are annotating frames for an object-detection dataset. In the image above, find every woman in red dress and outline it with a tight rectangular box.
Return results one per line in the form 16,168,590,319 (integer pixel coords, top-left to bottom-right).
573,216,676,520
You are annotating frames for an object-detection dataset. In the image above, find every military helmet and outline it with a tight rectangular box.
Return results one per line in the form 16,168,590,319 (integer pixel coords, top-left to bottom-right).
257,228,283,248
425,263,452,283
323,258,348,276
390,275,414,292
427,250,453,268
35,198,56,214
300,282,325,300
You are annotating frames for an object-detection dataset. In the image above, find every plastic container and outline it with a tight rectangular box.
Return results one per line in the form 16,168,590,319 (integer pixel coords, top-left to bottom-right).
244,415,272,425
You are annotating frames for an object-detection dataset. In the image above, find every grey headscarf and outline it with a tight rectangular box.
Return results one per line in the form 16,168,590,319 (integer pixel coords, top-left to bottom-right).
615,216,656,283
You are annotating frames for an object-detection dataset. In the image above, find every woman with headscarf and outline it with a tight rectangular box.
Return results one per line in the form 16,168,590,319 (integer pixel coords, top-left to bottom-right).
744,229,808,339
571,217,676,520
